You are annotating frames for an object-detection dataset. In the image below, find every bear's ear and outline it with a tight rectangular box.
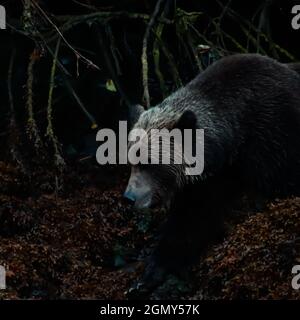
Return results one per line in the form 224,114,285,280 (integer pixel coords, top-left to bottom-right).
174,110,197,130
128,104,145,129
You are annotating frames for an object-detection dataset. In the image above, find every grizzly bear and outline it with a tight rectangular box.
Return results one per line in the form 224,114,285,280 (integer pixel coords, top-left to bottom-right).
124,54,300,294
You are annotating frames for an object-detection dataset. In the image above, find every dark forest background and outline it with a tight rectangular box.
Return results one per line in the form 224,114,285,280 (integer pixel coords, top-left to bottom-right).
1,0,300,171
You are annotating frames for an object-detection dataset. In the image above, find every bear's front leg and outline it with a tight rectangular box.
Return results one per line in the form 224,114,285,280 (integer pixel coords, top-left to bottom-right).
127,196,225,298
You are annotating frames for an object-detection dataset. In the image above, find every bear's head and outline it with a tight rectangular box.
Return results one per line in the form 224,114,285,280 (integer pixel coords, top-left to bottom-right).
124,106,203,210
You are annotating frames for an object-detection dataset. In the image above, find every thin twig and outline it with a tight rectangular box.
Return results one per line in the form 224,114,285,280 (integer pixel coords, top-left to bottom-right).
46,38,65,168
142,0,166,108
153,22,167,98
153,31,183,88
26,48,42,148
31,0,101,71
71,0,99,11
8,49,16,116
57,11,172,31
96,25,132,108
63,78,98,129
106,25,122,76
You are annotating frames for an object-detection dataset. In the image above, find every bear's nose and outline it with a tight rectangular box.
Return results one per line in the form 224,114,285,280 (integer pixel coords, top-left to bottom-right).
123,190,136,205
